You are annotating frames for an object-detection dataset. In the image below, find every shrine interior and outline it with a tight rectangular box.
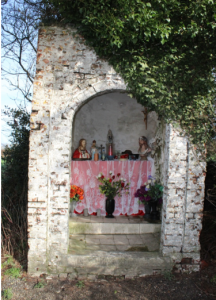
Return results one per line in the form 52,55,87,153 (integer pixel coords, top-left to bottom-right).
72,92,158,155
69,91,162,254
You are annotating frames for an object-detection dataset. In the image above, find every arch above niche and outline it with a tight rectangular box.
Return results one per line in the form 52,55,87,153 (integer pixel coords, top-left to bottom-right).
72,91,158,155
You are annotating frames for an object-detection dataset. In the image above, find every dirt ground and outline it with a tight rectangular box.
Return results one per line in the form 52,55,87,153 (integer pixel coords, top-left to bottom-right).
2,263,216,300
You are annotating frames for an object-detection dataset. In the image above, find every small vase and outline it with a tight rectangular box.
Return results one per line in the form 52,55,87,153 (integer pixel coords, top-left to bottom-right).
144,202,151,220
83,208,88,217
105,198,115,218
70,201,77,217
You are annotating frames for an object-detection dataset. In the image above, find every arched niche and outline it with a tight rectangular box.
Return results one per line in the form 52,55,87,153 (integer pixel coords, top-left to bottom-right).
72,91,159,156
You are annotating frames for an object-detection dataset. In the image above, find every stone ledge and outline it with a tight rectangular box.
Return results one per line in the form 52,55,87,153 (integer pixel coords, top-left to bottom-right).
28,251,173,277
69,220,161,235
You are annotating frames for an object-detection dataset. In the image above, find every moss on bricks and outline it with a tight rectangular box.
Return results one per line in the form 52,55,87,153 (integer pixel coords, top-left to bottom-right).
69,222,91,234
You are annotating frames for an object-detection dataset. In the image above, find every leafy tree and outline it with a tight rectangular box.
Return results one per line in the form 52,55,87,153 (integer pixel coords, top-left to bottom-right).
46,0,216,151
1,107,30,260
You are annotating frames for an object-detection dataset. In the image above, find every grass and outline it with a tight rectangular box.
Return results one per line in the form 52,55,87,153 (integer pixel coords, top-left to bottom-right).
211,275,216,284
163,270,174,281
4,267,21,278
2,288,13,300
1,256,15,268
2,255,22,279
33,280,46,289
76,280,85,288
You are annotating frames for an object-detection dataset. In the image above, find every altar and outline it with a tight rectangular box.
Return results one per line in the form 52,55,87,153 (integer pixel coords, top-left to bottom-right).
70,160,152,216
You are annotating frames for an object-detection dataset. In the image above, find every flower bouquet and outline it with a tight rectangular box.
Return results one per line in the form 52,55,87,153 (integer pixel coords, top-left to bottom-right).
70,185,84,217
70,185,84,202
96,171,130,218
134,176,163,220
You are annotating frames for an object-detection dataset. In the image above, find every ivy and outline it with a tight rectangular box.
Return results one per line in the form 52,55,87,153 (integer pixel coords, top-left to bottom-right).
44,0,216,153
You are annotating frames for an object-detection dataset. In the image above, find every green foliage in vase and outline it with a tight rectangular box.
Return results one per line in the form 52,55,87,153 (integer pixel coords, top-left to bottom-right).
44,0,216,155
147,183,163,204
97,172,129,199
135,175,163,204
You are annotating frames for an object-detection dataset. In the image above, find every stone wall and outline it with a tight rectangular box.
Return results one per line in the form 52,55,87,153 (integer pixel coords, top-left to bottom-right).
28,25,206,276
160,126,205,272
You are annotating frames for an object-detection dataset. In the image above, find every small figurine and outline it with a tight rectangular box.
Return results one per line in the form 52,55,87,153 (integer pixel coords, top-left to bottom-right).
98,144,105,157
107,129,113,144
72,139,91,159
138,136,151,161
90,140,97,160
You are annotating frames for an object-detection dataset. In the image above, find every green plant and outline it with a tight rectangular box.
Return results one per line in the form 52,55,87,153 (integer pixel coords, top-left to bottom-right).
163,270,174,281
76,280,85,288
34,280,46,289
210,275,216,284
2,288,13,300
47,0,216,153
97,171,130,199
4,267,21,278
2,256,15,268
1,107,30,263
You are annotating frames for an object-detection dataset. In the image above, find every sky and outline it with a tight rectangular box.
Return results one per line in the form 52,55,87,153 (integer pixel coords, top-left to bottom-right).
1,78,32,147
1,0,37,147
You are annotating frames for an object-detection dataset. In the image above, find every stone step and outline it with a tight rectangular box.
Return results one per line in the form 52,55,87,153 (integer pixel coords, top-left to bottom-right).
64,251,172,278
69,216,161,235
69,233,160,254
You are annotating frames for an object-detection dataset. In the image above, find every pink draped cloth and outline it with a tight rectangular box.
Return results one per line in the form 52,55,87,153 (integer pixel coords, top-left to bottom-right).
70,161,152,216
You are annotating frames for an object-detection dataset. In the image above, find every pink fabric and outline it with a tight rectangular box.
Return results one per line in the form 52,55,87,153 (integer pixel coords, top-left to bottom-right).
70,161,152,216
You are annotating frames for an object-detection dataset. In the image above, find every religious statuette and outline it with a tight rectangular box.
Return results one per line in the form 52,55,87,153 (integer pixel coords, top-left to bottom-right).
72,139,91,159
90,140,97,160
138,136,151,161
107,129,113,157
98,144,105,159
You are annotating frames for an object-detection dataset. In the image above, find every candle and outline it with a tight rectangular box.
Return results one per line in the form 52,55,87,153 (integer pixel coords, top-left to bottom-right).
108,144,113,156
94,153,99,161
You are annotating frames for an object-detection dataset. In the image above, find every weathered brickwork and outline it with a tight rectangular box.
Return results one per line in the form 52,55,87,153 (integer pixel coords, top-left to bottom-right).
28,25,206,276
160,126,205,272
